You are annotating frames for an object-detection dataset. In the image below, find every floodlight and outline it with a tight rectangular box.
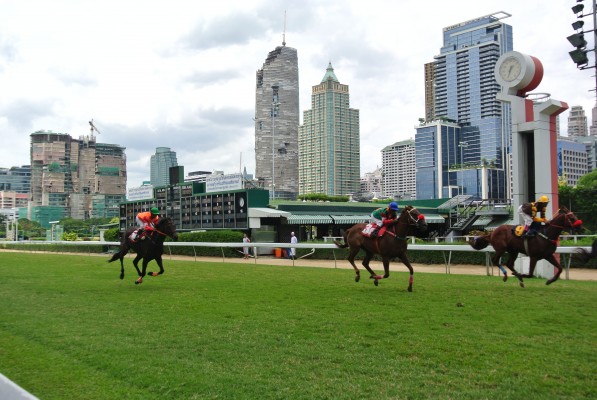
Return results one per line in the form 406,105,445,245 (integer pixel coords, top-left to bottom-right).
572,4,585,14
572,20,585,30
567,33,587,48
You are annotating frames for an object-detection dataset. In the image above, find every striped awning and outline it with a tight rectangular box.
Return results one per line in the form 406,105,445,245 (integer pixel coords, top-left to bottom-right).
471,216,493,228
330,215,371,224
286,214,334,225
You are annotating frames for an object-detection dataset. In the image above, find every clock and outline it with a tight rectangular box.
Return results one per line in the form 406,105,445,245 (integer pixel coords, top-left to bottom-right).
494,51,544,96
498,56,522,82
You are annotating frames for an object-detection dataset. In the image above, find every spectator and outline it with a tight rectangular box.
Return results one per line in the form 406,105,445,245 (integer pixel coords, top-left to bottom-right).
242,233,251,260
288,232,298,260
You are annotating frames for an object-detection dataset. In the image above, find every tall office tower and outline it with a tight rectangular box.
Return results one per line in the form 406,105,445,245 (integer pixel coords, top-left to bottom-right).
381,139,416,199
590,103,597,136
150,147,178,187
298,63,360,196
30,130,126,223
360,167,383,198
424,62,436,122
416,12,513,200
568,105,588,137
255,40,300,200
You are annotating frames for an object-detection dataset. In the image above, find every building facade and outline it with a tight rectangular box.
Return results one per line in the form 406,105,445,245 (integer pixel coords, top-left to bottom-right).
255,41,300,200
424,62,436,123
360,167,383,199
574,135,597,172
417,12,513,200
568,105,588,137
381,139,416,199
298,63,360,197
558,137,589,186
0,165,31,194
150,147,178,187
29,130,126,224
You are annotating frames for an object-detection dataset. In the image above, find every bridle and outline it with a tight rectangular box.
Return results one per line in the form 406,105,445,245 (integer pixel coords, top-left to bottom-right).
548,210,579,230
397,207,421,227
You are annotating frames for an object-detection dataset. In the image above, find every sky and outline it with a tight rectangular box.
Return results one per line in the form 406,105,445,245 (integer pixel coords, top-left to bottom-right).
0,1,595,191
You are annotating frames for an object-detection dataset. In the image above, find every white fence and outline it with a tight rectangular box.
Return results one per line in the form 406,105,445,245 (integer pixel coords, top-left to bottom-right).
2,240,592,280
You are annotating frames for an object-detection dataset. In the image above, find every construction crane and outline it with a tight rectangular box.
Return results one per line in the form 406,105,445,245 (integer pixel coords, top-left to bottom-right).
89,119,101,138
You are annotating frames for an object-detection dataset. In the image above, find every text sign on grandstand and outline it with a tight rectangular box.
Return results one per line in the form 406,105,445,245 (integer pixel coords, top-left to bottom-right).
206,173,242,193
127,185,154,201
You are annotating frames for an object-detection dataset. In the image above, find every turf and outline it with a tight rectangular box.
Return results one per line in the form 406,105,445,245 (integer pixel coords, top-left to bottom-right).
0,252,596,399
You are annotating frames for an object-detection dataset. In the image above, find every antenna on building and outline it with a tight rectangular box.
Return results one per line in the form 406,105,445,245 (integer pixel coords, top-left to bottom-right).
89,119,101,139
282,10,286,46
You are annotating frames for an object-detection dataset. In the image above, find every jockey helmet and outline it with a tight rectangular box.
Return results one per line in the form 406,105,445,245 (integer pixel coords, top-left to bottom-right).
538,195,549,203
150,207,160,215
388,202,399,211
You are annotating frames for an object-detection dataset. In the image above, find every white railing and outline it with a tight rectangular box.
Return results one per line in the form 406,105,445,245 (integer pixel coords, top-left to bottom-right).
1,240,592,280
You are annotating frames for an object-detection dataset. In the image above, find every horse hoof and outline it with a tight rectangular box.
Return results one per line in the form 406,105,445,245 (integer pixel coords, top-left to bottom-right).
374,279,379,287
355,275,360,282
119,275,124,280
519,282,525,288
502,275,507,282
408,286,413,292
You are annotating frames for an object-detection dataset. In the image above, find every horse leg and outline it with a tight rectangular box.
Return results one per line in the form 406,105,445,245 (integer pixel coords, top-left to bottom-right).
347,246,362,282
505,252,525,288
133,255,144,284
397,253,415,292
148,255,164,277
521,258,538,279
544,254,563,285
361,251,380,285
490,251,510,282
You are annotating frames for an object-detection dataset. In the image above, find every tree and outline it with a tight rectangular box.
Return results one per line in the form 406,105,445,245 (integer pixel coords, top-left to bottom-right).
577,169,597,189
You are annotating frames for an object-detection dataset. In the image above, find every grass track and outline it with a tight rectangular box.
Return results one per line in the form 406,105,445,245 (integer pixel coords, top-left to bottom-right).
1,252,596,399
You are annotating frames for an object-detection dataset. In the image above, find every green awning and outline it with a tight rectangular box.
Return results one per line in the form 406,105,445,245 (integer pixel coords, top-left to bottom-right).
471,216,493,228
330,215,371,224
286,215,334,225
421,214,445,223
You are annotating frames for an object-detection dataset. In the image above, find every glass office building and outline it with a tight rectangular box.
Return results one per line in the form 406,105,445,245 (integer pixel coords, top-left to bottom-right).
417,12,512,200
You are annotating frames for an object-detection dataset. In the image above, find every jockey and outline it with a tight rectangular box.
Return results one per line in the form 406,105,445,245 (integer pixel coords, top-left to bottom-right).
370,201,399,237
518,195,549,237
132,207,160,241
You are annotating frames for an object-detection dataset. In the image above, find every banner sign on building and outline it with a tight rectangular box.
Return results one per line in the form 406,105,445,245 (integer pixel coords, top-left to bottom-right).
206,173,242,193
127,185,154,201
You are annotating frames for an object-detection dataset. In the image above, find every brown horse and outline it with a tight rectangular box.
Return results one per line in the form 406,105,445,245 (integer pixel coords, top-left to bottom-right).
108,216,178,284
468,207,582,287
334,205,427,291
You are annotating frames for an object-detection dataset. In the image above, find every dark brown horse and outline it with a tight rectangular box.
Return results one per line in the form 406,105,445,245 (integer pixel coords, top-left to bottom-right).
108,216,178,284
334,205,428,291
468,207,582,287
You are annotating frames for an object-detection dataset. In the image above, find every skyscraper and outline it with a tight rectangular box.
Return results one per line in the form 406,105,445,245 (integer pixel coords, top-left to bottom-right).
298,63,360,197
416,12,513,200
382,139,416,199
568,105,588,137
255,40,299,200
150,147,178,187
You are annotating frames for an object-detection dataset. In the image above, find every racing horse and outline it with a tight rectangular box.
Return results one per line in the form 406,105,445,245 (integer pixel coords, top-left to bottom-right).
108,216,178,284
468,207,582,287
334,205,427,291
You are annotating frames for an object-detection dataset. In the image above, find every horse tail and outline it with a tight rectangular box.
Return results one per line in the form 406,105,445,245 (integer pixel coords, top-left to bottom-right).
333,230,350,248
574,239,597,264
468,235,490,250
107,250,122,263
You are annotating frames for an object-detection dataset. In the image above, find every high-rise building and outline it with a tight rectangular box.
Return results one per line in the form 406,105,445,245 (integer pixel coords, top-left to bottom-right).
360,167,383,199
557,137,588,186
150,147,178,187
29,130,126,224
381,139,416,199
298,63,360,196
424,62,435,123
416,12,513,200
572,135,597,172
568,105,588,137
255,40,300,200
0,165,31,194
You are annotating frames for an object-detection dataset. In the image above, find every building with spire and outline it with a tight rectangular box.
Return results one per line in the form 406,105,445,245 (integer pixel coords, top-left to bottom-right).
298,63,360,197
254,36,299,200
416,12,513,200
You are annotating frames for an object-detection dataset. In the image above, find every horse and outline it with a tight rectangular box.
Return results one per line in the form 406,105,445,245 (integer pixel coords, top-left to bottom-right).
574,239,597,264
468,207,582,287
108,216,178,284
333,205,428,291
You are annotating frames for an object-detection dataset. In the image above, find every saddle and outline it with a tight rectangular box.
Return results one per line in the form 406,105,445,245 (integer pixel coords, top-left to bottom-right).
129,228,150,243
361,223,387,238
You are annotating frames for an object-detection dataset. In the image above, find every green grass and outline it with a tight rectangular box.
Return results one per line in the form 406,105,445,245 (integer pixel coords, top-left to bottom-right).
1,252,596,400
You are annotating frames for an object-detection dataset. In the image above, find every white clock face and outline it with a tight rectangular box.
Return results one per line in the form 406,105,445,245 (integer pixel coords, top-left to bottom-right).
499,57,522,82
